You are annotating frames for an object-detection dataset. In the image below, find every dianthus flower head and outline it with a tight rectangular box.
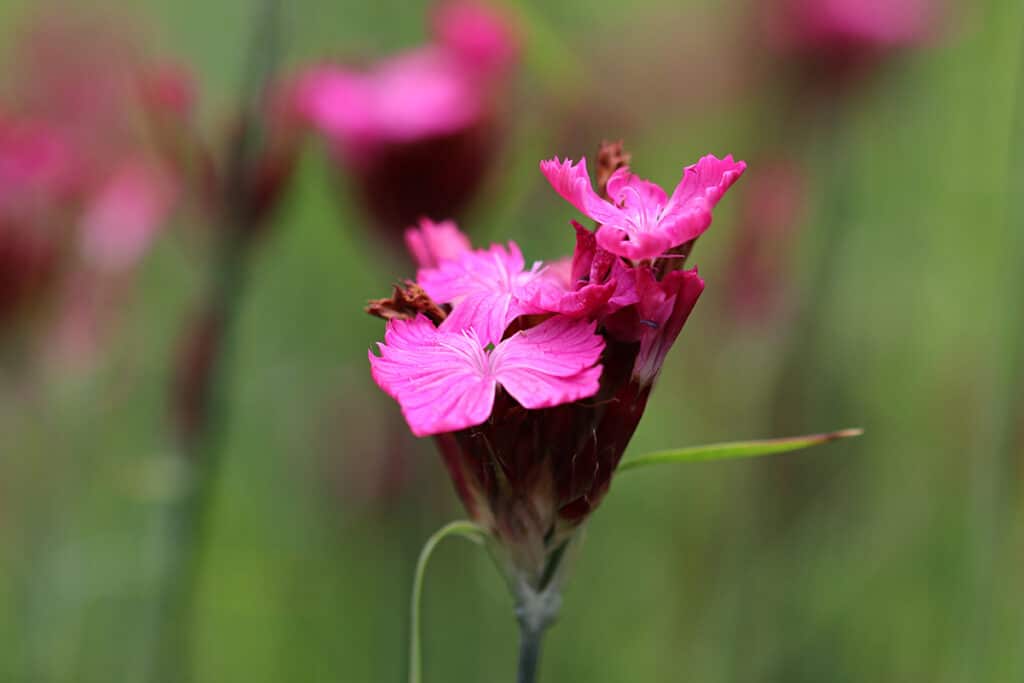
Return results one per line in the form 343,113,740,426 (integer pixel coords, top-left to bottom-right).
294,0,519,242
366,144,743,583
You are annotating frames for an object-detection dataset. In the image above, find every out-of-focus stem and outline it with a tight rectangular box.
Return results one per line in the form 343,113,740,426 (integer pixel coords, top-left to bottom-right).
964,11,1024,679
152,232,249,683
515,622,545,683
149,1,282,682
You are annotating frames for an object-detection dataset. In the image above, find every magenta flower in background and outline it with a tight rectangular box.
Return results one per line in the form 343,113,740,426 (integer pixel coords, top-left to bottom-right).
764,0,937,83
0,116,72,324
724,158,806,324
0,8,180,368
295,0,519,244
367,144,743,584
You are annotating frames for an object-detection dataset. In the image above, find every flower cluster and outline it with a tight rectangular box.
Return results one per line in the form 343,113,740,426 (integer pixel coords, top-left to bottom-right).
368,146,744,582
0,11,177,350
295,0,519,241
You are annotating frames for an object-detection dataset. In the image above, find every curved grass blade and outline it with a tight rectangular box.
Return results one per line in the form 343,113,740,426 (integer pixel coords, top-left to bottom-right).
618,428,863,473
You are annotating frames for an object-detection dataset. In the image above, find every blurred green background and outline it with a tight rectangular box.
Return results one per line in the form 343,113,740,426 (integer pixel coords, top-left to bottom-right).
2,0,1023,681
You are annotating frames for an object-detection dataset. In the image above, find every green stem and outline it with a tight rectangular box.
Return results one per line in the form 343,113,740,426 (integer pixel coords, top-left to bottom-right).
408,521,487,683
965,10,1024,679
149,1,284,681
515,623,545,683
151,238,248,683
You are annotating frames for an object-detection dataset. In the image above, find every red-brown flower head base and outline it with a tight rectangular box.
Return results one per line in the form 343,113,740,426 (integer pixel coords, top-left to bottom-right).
294,1,519,246
368,150,744,585
763,0,937,89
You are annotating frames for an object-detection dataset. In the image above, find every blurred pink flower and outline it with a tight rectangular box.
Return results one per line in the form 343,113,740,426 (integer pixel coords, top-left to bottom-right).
0,7,181,368
540,154,746,260
765,0,938,81
725,159,806,324
79,160,177,272
295,0,519,241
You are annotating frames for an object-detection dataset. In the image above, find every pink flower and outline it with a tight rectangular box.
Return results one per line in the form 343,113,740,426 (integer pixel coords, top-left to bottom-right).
540,154,746,260
778,0,934,54
294,1,518,240
369,314,603,437
0,115,77,210
0,7,184,365
761,0,938,86
366,143,741,581
295,51,484,157
405,218,472,269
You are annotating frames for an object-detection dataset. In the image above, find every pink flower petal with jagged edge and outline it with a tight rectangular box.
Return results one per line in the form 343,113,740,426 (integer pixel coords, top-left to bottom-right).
418,241,536,343
368,314,603,436
632,267,705,384
539,157,622,225
404,218,472,269
369,316,496,436
490,316,603,409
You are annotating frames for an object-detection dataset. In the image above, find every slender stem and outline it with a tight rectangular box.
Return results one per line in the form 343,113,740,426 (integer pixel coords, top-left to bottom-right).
151,239,248,683
964,11,1024,679
516,622,545,683
408,521,486,683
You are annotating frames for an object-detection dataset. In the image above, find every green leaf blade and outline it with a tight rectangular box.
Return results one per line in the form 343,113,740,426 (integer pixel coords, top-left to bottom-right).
617,428,863,473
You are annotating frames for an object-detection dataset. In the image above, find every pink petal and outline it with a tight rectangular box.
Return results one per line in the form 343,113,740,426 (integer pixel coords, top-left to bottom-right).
295,49,484,154
518,266,616,318
418,241,525,302
595,224,673,261
491,316,604,409
432,0,520,75
655,154,747,248
666,154,747,217
632,267,705,384
292,66,376,147
440,289,525,344
418,241,531,343
539,157,622,225
79,161,176,271
404,218,472,269
569,220,597,285
605,167,668,209
369,315,496,436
